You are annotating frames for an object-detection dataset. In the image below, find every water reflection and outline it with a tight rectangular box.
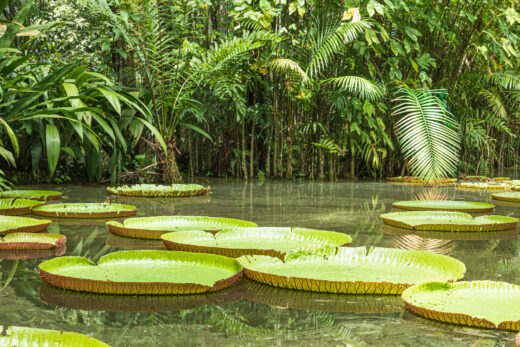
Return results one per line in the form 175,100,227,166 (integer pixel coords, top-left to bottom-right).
105,234,166,250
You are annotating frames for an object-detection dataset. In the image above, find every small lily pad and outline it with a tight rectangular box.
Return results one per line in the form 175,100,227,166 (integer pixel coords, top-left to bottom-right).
0,215,52,235
381,224,519,241
381,211,518,231
392,200,494,213
161,227,352,259
0,189,62,201
0,326,109,346
107,184,211,197
0,199,43,215
492,192,520,203
0,233,65,250
39,250,243,295
33,203,137,218
402,281,520,330
236,247,465,294
107,216,258,239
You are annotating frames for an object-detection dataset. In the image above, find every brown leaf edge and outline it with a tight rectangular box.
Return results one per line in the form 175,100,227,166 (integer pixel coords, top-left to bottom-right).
0,220,51,236
381,216,518,232
162,240,351,260
34,209,138,219
0,234,65,250
106,222,220,239
381,224,519,241
392,203,494,214
404,300,520,331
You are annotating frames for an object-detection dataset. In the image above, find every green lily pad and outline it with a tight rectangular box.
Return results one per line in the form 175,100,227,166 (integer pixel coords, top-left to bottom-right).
457,182,511,190
392,200,495,213
381,211,518,231
0,189,62,201
161,227,352,259
39,250,243,295
492,192,520,203
0,233,65,250
0,326,109,346
381,224,519,241
0,199,43,215
107,216,258,239
242,280,405,314
33,203,137,218
459,175,488,181
236,247,465,294
107,184,211,197
38,282,242,312
402,281,520,330
0,215,52,235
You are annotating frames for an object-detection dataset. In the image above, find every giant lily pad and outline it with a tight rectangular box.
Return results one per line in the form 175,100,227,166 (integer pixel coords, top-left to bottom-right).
236,247,465,294
241,280,404,313
0,233,65,250
107,184,211,197
381,224,519,241
381,211,518,232
33,203,137,218
0,189,62,201
457,182,511,190
392,200,494,213
492,192,520,203
0,215,52,235
402,281,520,330
107,216,258,239
0,326,109,346
39,250,243,295
0,199,43,215
161,227,352,259
39,282,242,312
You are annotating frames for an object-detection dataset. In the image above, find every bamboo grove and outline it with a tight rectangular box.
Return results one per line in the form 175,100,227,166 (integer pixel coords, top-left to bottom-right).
1,0,520,183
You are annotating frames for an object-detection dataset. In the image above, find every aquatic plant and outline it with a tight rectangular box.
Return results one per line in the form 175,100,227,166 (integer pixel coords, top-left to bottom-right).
0,190,62,201
107,216,257,239
0,215,51,235
33,203,137,218
392,200,494,213
0,199,43,215
161,227,352,259
107,184,211,197
0,233,65,250
381,211,518,231
0,326,109,346
39,250,243,294
237,246,465,294
402,281,520,330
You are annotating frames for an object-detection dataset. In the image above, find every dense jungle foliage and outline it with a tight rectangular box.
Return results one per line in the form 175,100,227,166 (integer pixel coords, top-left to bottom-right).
0,0,520,183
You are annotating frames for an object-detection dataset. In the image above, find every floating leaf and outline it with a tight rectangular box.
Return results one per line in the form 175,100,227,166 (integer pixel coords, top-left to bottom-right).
392,200,494,213
33,203,137,219
107,184,211,197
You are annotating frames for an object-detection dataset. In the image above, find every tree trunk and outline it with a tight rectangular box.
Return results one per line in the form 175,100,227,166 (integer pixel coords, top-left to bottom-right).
162,140,182,183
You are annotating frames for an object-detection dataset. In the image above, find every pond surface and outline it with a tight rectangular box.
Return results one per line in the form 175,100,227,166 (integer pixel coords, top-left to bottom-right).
2,180,519,346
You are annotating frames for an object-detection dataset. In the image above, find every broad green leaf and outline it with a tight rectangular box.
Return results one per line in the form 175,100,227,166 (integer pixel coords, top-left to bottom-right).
45,124,60,176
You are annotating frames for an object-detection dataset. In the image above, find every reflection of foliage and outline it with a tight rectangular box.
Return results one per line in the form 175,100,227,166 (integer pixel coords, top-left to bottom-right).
70,227,111,261
393,235,456,255
413,187,448,201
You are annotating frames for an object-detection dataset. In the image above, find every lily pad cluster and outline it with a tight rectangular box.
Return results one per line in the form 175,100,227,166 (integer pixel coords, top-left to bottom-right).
107,183,211,197
0,189,62,200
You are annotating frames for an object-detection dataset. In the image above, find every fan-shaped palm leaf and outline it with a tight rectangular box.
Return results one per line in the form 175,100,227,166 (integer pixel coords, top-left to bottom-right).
322,75,384,101
392,87,460,179
268,58,309,83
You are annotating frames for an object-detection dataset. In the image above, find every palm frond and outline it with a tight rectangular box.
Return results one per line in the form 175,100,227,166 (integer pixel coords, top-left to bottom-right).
392,87,460,179
322,75,384,101
268,58,309,83
480,89,508,119
307,20,371,77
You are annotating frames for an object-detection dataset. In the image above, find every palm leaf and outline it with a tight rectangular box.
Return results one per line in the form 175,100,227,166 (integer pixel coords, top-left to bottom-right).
392,87,460,179
322,75,384,101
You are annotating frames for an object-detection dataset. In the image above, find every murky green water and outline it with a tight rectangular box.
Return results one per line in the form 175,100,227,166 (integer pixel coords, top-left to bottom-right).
2,180,519,346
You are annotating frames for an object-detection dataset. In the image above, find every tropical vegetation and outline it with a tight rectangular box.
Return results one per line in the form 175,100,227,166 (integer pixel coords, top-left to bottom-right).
1,0,519,183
